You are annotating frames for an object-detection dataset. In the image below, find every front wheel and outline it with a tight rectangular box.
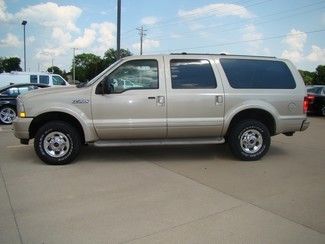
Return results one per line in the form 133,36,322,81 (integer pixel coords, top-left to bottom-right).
228,120,270,161
34,121,81,165
0,106,16,124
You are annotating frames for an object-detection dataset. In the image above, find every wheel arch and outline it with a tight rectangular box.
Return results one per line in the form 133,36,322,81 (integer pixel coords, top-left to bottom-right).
29,112,86,143
225,108,276,136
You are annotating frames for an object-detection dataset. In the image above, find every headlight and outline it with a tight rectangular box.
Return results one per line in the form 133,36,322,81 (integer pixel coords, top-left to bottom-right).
16,97,26,118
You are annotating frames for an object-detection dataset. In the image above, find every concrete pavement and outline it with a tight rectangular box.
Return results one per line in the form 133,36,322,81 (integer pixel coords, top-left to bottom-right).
0,117,324,243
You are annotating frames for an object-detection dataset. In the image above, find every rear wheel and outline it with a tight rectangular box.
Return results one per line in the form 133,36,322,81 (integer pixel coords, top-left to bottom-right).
34,121,81,165
0,106,16,124
228,120,270,161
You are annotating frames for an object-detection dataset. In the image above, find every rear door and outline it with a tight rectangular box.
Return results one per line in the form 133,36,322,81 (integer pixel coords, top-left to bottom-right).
164,56,225,138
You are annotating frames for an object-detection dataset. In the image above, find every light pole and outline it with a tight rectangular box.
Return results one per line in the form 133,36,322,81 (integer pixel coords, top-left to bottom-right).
117,0,121,59
21,20,27,72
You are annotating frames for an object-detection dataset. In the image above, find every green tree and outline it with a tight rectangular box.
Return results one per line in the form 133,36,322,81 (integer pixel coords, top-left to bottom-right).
102,48,132,68
0,57,22,73
299,70,316,85
315,65,325,85
73,53,104,82
47,66,63,76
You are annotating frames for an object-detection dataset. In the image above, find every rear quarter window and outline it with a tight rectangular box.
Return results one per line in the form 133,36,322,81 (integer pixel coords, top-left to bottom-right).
220,59,296,89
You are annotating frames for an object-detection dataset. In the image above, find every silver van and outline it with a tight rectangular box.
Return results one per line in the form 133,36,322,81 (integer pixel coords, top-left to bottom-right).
0,72,69,88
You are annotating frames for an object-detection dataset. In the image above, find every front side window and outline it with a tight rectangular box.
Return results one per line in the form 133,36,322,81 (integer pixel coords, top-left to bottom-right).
52,75,66,85
220,58,296,89
39,75,49,85
103,60,158,93
170,59,217,89
30,75,37,83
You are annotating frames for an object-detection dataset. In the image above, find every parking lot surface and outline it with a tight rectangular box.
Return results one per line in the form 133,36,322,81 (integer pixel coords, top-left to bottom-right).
0,117,324,244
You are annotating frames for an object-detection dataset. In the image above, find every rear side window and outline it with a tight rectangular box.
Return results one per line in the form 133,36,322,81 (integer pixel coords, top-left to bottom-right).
30,75,37,83
220,59,296,89
170,59,217,89
39,75,49,85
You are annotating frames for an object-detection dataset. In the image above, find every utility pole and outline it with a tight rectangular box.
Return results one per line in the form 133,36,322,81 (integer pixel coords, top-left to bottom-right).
21,20,27,71
73,48,77,84
117,0,121,59
136,26,147,55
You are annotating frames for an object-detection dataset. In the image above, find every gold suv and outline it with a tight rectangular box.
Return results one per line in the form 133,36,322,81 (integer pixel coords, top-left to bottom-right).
13,54,309,165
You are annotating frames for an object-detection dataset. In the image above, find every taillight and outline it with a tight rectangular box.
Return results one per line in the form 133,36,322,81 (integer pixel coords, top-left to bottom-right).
304,95,315,113
303,96,309,113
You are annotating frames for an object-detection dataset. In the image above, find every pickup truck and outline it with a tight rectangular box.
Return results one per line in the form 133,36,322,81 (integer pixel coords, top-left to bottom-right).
13,53,310,165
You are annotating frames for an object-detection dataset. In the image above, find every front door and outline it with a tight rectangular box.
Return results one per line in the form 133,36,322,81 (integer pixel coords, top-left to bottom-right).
91,57,167,139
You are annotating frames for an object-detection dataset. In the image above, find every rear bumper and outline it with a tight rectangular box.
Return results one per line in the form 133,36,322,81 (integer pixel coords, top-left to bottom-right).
12,117,33,139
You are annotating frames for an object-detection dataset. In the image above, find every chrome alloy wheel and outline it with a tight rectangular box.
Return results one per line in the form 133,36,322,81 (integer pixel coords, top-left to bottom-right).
240,129,263,154
43,132,70,158
0,107,16,124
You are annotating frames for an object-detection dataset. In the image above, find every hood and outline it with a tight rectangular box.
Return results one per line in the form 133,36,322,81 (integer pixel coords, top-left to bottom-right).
20,85,80,100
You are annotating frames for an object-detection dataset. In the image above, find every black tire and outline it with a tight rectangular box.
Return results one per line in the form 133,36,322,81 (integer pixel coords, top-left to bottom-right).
34,121,81,165
228,120,270,161
0,106,16,124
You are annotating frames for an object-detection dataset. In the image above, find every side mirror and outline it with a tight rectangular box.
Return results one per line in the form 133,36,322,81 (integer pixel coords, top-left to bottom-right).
96,81,112,95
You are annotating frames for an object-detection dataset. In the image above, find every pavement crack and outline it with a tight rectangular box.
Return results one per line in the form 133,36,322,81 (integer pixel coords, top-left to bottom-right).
0,164,24,244
121,204,244,244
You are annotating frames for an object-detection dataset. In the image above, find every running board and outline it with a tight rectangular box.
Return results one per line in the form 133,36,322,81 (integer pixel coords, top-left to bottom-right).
94,137,225,147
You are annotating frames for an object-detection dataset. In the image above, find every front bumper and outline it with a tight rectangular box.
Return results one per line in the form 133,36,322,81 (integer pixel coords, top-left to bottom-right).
12,117,33,140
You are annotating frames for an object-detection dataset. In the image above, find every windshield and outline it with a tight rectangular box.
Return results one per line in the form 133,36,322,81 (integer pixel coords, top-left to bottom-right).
79,59,124,88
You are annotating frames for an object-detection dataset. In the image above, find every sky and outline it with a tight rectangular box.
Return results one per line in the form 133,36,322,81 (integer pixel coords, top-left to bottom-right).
0,0,325,72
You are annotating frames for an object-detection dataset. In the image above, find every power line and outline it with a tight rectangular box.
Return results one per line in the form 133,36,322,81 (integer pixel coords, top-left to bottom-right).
148,28,325,54
148,2,325,41
121,0,269,39
147,0,272,30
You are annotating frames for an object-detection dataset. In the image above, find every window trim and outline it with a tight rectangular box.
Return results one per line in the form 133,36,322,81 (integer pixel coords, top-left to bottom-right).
220,58,296,89
170,59,217,89
103,59,160,94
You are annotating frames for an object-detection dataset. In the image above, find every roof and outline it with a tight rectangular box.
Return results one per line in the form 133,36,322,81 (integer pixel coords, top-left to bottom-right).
169,52,276,59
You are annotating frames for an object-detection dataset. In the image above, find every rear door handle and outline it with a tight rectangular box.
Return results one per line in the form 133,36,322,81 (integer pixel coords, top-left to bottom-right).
147,96,156,100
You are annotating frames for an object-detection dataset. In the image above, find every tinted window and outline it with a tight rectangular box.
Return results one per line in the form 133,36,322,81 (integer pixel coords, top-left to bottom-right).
308,87,325,95
30,75,37,83
104,60,158,93
170,59,217,89
1,85,40,96
52,76,66,85
39,75,49,84
2,87,19,96
220,59,296,89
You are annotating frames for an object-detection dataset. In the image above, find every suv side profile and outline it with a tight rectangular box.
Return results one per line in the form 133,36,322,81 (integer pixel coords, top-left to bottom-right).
13,54,309,165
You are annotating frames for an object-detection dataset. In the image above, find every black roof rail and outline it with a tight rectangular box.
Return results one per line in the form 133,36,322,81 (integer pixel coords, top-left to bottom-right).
169,52,276,58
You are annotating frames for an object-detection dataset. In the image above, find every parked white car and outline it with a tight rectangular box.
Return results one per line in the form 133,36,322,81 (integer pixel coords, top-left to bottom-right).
0,72,69,88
